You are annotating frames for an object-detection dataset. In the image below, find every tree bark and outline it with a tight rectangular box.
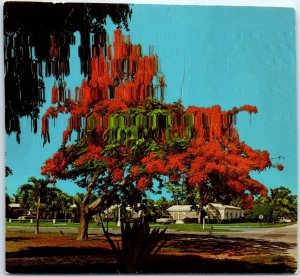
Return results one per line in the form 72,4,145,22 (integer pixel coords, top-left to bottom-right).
77,205,91,240
77,172,101,240
77,177,127,240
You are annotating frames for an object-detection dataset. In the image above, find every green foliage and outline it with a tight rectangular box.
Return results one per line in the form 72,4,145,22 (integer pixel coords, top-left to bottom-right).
139,199,160,222
16,177,51,212
155,197,172,216
5,166,13,177
16,178,75,219
46,188,73,218
245,186,297,222
166,182,195,205
6,193,11,218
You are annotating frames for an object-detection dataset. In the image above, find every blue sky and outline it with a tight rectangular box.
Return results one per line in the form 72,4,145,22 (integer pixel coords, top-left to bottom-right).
5,5,297,199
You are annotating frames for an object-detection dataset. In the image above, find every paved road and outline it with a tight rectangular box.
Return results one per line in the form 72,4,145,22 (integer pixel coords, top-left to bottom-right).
216,223,298,260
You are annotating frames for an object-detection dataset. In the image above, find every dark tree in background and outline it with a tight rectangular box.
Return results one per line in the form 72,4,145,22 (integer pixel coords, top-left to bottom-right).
4,2,132,142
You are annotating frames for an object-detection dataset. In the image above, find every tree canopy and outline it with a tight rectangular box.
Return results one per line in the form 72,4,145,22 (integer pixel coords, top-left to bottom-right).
4,2,132,141
40,30,283,227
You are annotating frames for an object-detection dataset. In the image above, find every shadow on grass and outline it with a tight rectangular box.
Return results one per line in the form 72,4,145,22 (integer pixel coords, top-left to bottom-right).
146,254,296,274
6,246,112,258
6,251,296,274
6,233,297,274
164,233,296,256
6,237,32,242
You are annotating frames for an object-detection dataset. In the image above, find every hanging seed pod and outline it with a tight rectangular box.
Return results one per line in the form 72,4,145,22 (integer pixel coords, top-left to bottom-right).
51,83,58,104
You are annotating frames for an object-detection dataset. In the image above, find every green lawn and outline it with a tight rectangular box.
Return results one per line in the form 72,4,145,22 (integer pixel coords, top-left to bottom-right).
6,221,115,229
149,222,294,232
6,220,294,232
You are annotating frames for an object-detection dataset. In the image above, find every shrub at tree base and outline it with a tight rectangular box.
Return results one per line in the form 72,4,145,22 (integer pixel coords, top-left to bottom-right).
101,220,167,273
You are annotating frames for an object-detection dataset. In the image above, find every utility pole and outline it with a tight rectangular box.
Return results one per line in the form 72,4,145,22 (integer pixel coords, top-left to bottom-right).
117,204,121,227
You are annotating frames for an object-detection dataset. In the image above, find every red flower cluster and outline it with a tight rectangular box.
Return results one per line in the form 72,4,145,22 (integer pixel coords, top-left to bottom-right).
131,165,140,177
41,151,68,178
73,144,103,166
112,168,124,183
241,194,254,210
137,177,151,191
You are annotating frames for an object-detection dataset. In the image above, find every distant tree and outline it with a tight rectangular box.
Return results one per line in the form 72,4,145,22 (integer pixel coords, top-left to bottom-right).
155,197,172,216
245,200,273,222
268,186,297,221
17,177,52,234
5,193,11,218
245,186,297,222
46,187,73,220
138,199,160,222
166,182,190,205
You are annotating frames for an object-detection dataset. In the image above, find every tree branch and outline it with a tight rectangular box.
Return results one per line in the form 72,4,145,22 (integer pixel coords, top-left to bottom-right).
82,171,101,206
87,178,128,213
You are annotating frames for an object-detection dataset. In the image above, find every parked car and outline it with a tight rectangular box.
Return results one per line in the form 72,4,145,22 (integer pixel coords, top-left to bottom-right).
18,215,35,221
156,215,176,224
278,217,292,223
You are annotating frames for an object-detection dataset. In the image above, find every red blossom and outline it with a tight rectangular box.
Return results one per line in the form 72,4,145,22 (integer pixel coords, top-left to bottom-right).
112,168,124,183
241,194,254,210
167,154,187,172
277,164,284,171
131,165,140,177
137,177,151,191
169,174,180,183
228,180,244,193
145,159,168,175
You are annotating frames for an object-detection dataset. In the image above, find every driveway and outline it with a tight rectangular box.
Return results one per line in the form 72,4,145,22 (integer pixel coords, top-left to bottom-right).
213,224,297,260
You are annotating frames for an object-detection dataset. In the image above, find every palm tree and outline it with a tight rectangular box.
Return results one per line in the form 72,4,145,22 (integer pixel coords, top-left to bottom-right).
17,177,51,234
47,187,73,221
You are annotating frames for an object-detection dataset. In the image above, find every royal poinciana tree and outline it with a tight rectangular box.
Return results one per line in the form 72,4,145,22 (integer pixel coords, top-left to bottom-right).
41,30,283,240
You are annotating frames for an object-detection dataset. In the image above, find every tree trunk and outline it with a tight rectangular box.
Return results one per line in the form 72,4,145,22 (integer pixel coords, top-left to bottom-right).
77,205,91,240
198,206,201,224
35,197,40,234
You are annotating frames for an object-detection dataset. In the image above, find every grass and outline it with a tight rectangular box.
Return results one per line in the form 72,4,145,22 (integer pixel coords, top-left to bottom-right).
6,221,294,232
6,221,117,229
150,222,293,232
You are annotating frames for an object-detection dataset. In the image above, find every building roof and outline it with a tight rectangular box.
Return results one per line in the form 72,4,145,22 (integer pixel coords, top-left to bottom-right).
167,205,196,212
207,203,242,210
167,203,242,212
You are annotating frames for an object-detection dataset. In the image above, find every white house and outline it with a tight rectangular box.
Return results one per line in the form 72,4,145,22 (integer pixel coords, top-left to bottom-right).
166,203,244,223
204,203,244,222
167,205,198,222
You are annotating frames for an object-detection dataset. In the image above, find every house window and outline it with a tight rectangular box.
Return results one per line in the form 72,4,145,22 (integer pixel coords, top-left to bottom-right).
225,212,228,219
174,213,179,221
